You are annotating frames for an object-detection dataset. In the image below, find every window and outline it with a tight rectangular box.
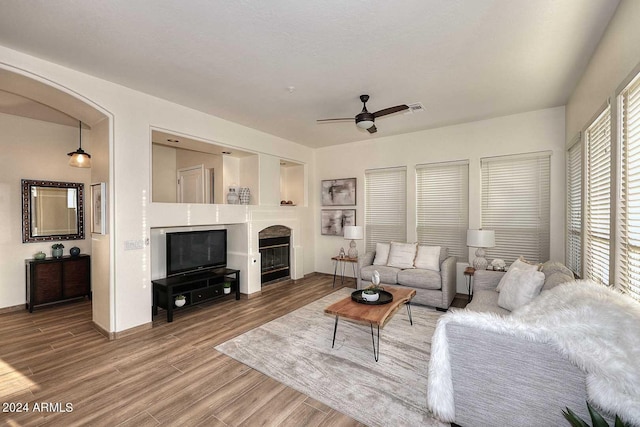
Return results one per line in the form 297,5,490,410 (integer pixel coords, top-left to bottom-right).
365,167,406,252
617,72,640,300
481,152,551,264
566,136,582,277
416,161,469,261
585,106,611,286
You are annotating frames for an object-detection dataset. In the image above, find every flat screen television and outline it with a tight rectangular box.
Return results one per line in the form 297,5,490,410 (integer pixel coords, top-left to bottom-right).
166,229,227,276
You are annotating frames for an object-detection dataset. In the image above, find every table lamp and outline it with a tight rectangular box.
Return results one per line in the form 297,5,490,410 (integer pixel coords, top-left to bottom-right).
344,226,363,258
467,229,495,270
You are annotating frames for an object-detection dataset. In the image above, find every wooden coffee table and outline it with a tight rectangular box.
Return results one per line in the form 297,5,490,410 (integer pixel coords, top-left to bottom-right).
324,286,416,361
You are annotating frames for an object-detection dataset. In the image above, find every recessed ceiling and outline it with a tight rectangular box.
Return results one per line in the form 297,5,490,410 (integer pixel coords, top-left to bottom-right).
0,0,620,148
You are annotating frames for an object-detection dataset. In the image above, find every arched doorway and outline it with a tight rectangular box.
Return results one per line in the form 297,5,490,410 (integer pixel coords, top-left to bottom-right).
0,65,113,332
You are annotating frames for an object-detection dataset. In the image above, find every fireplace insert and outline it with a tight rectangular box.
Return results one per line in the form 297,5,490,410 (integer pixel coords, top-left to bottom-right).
259,226,291,285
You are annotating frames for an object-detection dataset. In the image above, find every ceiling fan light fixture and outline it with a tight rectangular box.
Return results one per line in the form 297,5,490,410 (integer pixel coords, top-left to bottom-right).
356,119,375,129
356,110,375,129
317,94,408,133
68,120,91,168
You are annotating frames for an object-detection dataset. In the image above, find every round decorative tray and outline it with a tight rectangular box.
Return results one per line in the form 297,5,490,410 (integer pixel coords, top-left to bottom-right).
351,290,394,305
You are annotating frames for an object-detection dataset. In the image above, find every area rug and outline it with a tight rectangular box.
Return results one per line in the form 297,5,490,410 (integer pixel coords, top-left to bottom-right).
215,288,447,426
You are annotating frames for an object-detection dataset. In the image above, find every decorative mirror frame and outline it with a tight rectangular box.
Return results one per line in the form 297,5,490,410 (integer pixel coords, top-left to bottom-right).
21,179,85,243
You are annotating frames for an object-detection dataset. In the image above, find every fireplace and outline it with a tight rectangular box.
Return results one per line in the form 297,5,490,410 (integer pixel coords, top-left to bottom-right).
259,225,291,286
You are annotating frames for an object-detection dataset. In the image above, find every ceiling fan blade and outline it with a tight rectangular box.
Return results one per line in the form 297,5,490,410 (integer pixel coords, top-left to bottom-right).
373,105,409,118
367,125,377,134
316,118,353,123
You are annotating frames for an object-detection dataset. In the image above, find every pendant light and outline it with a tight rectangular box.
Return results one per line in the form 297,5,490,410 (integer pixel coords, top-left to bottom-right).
68,120,91,168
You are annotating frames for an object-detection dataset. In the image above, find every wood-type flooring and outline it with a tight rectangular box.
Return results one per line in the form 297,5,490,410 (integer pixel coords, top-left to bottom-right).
0,274,467,426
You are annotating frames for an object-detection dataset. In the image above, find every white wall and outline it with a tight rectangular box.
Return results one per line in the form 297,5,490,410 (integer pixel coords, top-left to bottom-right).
259,154,281,206
88,117,111,331
314,107,566,292
0,113,92,307
152,144,177,202
239,155,259,205
566,0,640,142
0,45,315,332
222,155,240,203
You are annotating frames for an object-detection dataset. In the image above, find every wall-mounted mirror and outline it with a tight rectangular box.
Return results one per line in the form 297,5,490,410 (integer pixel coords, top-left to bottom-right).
21,179,85,243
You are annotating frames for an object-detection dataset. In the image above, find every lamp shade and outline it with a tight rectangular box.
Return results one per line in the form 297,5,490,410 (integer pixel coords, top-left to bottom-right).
68,150,91,168
344,225,363,240
467,229,495,248
68,120,91,168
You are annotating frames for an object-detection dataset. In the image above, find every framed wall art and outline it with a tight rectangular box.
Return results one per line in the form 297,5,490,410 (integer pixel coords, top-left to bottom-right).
321,209,356,236
321,178,356,206
91,182,107,235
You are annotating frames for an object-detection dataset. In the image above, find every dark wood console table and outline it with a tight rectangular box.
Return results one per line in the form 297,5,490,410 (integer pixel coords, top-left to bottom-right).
25,254,91,312
152,267,240,322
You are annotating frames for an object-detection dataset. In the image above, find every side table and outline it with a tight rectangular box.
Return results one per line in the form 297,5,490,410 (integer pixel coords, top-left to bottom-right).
331,256,358,288
464,267,475,302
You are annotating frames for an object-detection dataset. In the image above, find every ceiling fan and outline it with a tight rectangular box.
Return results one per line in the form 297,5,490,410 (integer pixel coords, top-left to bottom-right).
317,95,409,134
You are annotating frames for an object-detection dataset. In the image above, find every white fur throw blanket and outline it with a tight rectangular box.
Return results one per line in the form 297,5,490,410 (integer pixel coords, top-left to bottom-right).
427,280,640,424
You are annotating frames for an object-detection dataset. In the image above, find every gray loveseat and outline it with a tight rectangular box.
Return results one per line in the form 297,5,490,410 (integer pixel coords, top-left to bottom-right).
427,261,617,426
357,244,457,310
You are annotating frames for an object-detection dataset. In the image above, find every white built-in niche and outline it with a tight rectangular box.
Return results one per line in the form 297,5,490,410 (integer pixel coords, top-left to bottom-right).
280,159,304,206
151,129,258,205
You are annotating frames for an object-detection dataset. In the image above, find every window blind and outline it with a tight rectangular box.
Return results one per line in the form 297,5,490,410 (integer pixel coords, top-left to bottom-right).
481,152,551,264
585,106,611,286
566,137,582,277
617,73,640,301
416,161,469,261
365,167,407,252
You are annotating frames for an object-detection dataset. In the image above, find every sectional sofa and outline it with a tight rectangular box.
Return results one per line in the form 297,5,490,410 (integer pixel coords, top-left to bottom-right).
427,260,640,426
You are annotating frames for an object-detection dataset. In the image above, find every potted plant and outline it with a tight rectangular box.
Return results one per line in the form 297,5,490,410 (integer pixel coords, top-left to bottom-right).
362,285,383,302
223,282,232,294
175,294,186,307
563,401,629,427
51,243,64,258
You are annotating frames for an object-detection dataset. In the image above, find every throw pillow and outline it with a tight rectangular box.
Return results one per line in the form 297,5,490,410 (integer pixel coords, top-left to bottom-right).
439,247,449,264
497,256,541,292
541,272,574,292
509,256,540,272
414,245,441,271
386,242,417,269
373,243,391,266
497,269,545,311
540,261,574,278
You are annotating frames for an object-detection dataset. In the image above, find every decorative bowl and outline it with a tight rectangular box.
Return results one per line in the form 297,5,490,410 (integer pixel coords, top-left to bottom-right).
362,291,380,302
34,251,46,260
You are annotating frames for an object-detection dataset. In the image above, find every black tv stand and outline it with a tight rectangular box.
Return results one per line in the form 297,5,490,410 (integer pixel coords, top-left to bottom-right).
152,267,240,322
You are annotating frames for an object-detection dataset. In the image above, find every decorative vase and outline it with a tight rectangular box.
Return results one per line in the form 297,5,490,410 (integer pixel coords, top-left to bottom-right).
34,251,46,260
69,247,80,257
239,187,250,205
226,187,239,205
175,298,186,307
52,248,63,258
